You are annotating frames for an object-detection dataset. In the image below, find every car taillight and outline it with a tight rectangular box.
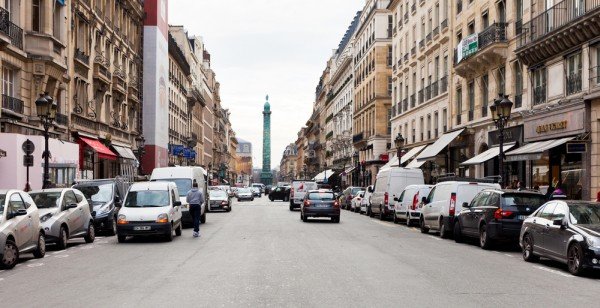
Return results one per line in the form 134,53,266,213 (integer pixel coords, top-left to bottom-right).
384,192,389,205
304,200,311,207
449,193,456,216
333,201,340,208
412,192,419,210
291,188,295,198
221,201,227,205
494,208,514,220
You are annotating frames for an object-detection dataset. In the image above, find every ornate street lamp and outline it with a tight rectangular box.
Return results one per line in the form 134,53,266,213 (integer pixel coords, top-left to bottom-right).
490,94,513,188
394,133,405,167
35,93,57,189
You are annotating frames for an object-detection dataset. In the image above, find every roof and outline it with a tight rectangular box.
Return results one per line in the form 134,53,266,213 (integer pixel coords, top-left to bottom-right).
130,181,174,191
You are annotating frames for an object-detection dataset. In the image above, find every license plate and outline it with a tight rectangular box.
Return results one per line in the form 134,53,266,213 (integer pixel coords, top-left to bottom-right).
316,204,329,208
518,215,527,220
133,226,151,231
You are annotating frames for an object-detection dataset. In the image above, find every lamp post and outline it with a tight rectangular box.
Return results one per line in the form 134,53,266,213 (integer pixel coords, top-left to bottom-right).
135,135,145,175
394,133,405,167
303,165,308,180
490,94,513,188
35,93,57,189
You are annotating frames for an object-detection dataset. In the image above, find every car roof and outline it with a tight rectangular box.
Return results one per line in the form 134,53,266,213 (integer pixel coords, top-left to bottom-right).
555,200,600,206
307,189,334,193
483,189,545,195
405,184,433,189
30,188,69,194
130,181,173,191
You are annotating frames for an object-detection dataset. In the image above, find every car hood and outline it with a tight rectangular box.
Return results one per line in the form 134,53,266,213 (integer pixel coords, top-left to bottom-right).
38,208,59,216
210,197,227,201
578,225,600,237
120,206,172,222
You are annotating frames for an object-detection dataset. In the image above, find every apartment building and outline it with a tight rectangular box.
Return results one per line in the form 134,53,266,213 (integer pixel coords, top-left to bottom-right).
279,144,298,182
388,0,451,183
352,0,393,187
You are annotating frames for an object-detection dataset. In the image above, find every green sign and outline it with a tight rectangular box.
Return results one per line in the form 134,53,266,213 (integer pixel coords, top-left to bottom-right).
457,33,478,63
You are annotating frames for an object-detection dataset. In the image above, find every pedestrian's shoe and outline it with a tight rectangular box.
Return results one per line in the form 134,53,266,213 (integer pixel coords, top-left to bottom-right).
193,231,198,237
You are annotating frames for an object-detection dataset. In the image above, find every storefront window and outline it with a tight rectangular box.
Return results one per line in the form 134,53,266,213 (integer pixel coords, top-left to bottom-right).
561,153,583,200
532,157,550,192
49,167,76,188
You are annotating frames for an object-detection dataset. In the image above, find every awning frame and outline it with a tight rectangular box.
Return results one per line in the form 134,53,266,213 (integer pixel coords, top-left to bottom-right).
416,129,465,162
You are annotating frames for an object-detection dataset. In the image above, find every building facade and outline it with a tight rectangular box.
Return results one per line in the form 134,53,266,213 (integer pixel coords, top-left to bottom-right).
235,137,253,186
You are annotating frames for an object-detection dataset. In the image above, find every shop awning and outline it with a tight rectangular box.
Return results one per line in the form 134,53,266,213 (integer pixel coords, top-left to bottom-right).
0,148,6,158
78,137,117,160
416,129,465,162
112,145,138,161
381,145,427,170
343,166,356,174
461,143,516,166
312,169,334,182
505,137,575,162
405,158,426,169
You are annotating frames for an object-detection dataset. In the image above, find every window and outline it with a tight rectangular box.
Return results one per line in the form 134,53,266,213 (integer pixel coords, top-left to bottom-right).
540,203,557,219
64,190,78,206
456,87,462,125
481,74,489,117
434,111,439,138
388,76,393,96
552,203,569,220
514,62,523,108
388,45,393,66
467,21,475,35
468,81,474,121
53,1,61,38
2,67,15,97
442,108,447,132
420,117,424,141
482,11,489,28
32,0,42,32
566,52,582,95
532,67,547,105
427,114,431,140
497,66,505,95
8,193,25,216
516,0,523,34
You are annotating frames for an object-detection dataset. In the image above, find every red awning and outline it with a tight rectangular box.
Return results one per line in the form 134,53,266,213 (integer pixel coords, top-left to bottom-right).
77,137,117,160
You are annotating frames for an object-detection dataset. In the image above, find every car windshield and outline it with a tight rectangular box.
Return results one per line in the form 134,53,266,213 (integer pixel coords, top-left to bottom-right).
568,203,600,225
502,194,546,207
0,194,5,215
124,191,170,208
30,192,62,209
307,192,335,201
74,183,113,203
351,188,362,195
210,190,227,198
239,188,251,193
154,179,191,197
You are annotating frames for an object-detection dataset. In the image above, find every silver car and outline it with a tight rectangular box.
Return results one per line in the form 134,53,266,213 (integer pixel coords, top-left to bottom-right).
30,189,95,250
0,190,46,269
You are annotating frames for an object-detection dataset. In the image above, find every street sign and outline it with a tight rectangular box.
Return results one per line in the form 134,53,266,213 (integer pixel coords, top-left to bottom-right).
22,139,35,155
23,155,34,167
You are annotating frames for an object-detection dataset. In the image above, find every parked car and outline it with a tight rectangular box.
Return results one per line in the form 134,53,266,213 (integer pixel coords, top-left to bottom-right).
30,188,96,250
0,190,46,269
360,185,373,214
290,180,318,210
520,200,600,276
351,191,365,212
150,166,207,226
116,181,183,243
300,190,340,223
421,180,500,238
73,178,130,235
264,185,273,195
341,187,364,210
269,186,291,202
453,189,546,249
394,184,433,226
237,188,254,202
250,187,262,197
209,189,231,212
252,183,265,195
370,167,424,220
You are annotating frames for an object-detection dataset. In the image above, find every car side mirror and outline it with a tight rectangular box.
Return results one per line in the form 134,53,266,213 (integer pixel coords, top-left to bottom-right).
174,201,182,207
393,197,399,202
462,202,470,208
66,203,78,210
421,197,428,204
553,218,567,228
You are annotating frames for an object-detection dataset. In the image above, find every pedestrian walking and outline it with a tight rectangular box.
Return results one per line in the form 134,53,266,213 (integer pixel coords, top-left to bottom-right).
186,180,204,238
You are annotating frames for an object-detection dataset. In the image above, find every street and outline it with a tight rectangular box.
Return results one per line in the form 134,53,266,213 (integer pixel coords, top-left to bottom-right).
1,197,600,307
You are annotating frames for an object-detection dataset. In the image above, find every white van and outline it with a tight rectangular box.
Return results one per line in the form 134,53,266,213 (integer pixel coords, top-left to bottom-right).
369,167,424,220
150,167,208,226
394,184,433,226
420,180,500,238
289,180,318,210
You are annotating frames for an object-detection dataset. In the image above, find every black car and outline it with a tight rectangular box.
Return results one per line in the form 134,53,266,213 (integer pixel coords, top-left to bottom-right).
264,185,273,195
520,201,600,276
301,190,340,223
73,179,129,236
269,186,290,202
454,189,546,249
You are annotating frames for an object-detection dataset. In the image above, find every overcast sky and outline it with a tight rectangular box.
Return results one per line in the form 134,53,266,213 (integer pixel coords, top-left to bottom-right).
169,0,364,169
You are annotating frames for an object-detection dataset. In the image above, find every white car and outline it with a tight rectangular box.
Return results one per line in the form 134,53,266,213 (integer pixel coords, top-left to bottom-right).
290,180,318,210
351,191,365,212
0,190,46,269
360,186,373,214
116,182,183,243
237,188,254,201
393,185,433,226
370,167,424,220
421,181,500,238
30,188,95,250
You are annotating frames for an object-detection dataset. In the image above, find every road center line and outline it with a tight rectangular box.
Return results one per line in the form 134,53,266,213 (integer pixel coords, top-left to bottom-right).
534,266,572,278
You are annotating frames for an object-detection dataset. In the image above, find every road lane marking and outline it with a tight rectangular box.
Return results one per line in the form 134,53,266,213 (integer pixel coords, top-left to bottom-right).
429,236,442,241
534,266,572,278
54,254,69,258
504,254,513,258
372,220,395,227
27,263,44,268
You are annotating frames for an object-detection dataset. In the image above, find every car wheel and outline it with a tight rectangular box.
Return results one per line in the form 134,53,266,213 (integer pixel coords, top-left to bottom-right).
175,223,182,236
479,224,493,249
108,217,117,236
57,226,68,250
200,210,207,224
439,218,450,239
302,212,308,222
84,223,95,243
32,232,46,258
117,235,126,243
568,243,586,276
270,197,274,202
165,226,174,242
332,216,340,223
251,198,255,201
0,240,19,269
289,204,294,211
453,221,463,243
522,234,539,262
226,207,231,212
420,217,429,234
238,199,241,202
379,206,385,221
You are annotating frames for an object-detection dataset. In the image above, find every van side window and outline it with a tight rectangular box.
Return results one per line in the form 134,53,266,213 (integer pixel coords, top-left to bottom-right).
171,189,178,205
398,191,405,202
427,187,436,203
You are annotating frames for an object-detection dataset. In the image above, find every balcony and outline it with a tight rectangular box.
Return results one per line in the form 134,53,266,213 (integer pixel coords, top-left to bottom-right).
516,0,600,66
93,51,111,86
0,7,23,49
441,19,448,30
55,113,68,126
74,48,90,65
431,81,439,97
454,23,508,78
426,33,432,43
403,53,409,62
1,94,23,114
433,26,439,37
419,39,425,49
403,98,408,111
425,85,431,100
566,73,582,96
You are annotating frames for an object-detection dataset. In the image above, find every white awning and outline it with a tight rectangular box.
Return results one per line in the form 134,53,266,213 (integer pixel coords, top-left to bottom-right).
381,145,427,170
505,137,575,162
405,158,426,169
312,169,334,181
461,143,516,166
415,129,465,162
112,145,138,161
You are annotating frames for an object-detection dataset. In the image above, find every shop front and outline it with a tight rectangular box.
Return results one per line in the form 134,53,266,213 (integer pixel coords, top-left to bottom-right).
505,103,589,199
76,136,118,180
410,129,465,184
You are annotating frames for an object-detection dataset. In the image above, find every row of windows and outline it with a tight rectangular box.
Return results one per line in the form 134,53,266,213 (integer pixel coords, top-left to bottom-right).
397,108,448,145
393,0,449,56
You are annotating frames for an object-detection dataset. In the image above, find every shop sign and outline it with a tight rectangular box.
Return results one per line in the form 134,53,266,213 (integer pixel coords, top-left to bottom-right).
535,121,568,134
567,142,587,153
524,107,585,141
457,34,478,63
489,125,523,146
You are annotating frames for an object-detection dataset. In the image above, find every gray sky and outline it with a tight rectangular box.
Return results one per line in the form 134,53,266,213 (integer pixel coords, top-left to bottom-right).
169,0,364,168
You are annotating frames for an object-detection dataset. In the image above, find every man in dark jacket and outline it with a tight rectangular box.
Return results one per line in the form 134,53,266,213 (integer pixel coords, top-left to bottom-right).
186,180,204,238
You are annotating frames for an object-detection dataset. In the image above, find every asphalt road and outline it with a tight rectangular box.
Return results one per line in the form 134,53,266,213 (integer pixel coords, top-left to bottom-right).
1,196,600,307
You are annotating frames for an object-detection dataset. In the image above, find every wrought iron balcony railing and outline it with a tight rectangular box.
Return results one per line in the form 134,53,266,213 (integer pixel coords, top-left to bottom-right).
1,94,23,114
0,7,23,49
566,73,582,95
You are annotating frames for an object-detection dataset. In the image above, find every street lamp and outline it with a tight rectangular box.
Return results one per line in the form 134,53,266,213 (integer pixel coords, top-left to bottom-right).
394,133,405,167
35,93,57,189
490,94,513,188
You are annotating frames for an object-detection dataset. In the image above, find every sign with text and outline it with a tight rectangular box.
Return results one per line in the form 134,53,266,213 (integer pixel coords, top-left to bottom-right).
524,106,585,141
457,34,478,63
